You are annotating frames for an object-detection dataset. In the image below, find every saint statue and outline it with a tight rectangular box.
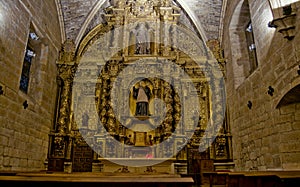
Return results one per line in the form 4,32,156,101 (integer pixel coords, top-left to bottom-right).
135,23,150,54
133,81,151,116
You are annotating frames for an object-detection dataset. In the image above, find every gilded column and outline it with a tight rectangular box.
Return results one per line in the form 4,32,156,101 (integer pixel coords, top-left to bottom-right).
53,40,76,163
56,40,77,134
56,69,74,134
206,39,226,78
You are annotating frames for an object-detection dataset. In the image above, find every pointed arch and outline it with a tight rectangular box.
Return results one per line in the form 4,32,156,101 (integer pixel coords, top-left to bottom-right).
228,0,254,88
175,0,208,42
55,0,66,43
75,0,107,48
277,84,300,108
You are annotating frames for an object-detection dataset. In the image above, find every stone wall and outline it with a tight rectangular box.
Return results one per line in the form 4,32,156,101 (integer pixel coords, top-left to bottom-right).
0,0,61,172
222,0,300,171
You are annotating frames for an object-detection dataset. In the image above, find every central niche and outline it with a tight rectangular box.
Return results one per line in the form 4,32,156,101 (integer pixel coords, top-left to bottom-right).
91,53,209,161
96,66,181,150
131,79,153,118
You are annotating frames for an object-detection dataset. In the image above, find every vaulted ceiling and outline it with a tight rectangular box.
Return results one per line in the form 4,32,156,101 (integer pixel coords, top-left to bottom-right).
57,0,223,46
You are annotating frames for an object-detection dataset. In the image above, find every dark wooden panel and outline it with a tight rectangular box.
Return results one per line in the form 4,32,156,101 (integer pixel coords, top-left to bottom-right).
48,159,64,172
72,145,93,172
0,175,194,187
187,148,210,175
202,171,300,187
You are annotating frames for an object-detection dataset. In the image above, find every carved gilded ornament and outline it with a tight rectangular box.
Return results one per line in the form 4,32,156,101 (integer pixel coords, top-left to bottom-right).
53,136,65,157
206,39,226,77
59,40,76,64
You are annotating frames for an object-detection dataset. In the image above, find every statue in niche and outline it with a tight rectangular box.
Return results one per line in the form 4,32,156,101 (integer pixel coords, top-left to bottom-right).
135,23,150,54
133,81,151,116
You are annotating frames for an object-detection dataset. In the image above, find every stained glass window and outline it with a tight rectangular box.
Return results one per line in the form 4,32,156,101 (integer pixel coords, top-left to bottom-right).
20,47,35,93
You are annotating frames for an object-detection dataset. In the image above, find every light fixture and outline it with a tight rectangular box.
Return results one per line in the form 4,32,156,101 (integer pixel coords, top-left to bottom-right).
268,0,298,40
297,65,300,75
269,0,299,9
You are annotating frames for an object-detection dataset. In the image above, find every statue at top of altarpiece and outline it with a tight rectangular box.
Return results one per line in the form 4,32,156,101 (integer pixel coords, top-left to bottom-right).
135,23,150,54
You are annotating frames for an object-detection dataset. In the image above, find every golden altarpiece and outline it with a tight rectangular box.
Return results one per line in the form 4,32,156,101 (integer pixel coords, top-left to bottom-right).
47,0,233,174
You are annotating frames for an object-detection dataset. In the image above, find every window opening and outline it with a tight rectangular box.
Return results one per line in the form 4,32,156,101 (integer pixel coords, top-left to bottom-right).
19,27,39,93
245,22,258,74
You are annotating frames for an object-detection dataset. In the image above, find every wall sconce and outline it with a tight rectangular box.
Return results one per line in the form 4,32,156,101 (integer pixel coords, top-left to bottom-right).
268,1,298,40
267,86,275,96
247,101,253,109
23,100,28,109
297,65,300,75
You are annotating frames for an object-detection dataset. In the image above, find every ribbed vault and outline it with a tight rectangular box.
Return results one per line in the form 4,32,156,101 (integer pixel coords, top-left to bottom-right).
55,0,223,49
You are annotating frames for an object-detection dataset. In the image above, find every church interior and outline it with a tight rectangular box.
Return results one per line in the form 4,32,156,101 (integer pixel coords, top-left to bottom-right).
0,0,300,186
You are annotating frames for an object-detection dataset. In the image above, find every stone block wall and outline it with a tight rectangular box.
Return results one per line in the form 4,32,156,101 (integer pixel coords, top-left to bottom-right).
185,0,223,40
222,0,300,171
60,0,98,40
0,0,61,172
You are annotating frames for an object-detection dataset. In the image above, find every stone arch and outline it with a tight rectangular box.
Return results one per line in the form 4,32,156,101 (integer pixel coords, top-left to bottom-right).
273,77,300,170
76,24,112,58
55,0,66,43
228,0,253,88
273,75,300,109
277,84,300,108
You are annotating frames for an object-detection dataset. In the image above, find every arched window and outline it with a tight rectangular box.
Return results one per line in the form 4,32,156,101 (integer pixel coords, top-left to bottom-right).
19,25,39,93
19,23,49,103
229,0,258,88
